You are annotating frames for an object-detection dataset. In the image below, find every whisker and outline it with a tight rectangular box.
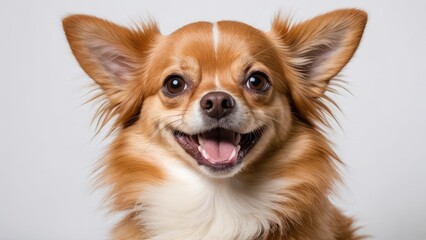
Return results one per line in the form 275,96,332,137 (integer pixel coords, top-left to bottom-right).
250,109,288,130
257,119,282,149
248,109,284,148
141,118,183,153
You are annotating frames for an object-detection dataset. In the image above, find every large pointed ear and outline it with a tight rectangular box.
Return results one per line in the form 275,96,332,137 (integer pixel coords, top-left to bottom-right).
63,15,160,131
272,9,367,93
271,9,367,125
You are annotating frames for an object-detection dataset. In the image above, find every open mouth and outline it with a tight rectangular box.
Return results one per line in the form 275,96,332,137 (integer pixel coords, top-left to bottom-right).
173,127,264,171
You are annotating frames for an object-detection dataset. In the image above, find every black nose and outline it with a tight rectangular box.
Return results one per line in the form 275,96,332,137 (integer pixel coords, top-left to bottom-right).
200,91,235,119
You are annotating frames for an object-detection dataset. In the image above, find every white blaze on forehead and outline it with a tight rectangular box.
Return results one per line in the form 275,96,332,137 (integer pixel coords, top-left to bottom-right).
212,22,220,53
212,23,221,88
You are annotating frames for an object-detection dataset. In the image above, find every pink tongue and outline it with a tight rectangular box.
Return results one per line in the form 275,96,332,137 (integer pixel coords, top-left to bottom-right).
200,129,238,163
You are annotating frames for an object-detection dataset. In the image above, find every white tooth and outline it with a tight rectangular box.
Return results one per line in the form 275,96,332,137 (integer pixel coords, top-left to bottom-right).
198,134,204,145
237,145,241,152
202,149,210,159
198,146,203,153
228,149,236,161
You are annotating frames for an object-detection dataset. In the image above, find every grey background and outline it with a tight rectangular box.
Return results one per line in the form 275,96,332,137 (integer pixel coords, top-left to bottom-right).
1,0,425,239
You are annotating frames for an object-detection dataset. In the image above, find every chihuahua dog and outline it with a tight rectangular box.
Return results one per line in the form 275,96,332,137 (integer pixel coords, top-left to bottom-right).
63,8,367,240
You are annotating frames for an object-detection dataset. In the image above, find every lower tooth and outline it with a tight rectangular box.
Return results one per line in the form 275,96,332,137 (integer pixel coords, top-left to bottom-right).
202,149,209,159
228,149,236,161
198,146,209,159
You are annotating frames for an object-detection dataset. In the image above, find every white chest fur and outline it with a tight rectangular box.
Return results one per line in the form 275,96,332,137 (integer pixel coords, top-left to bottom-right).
136,162,287,240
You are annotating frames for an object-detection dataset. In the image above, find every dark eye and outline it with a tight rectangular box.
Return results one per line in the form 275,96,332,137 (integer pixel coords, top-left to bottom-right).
245,72,270,92
162,75,188,97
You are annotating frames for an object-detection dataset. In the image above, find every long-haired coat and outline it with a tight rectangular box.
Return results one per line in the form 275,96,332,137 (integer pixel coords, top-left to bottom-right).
63,8,367,239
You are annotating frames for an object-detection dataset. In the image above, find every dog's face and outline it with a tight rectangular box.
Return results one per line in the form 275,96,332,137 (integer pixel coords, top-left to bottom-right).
142,21,292,178
63,10,366,178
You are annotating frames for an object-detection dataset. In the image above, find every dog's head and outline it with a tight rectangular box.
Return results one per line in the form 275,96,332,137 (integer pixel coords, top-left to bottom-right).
63,9,366,178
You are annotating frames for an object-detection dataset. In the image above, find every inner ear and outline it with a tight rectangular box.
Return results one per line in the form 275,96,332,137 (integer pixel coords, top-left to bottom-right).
297,34,344,81
89,42,137,85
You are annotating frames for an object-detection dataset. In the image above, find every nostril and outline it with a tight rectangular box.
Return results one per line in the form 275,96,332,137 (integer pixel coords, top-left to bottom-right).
205,100,213,110
222,98,234,109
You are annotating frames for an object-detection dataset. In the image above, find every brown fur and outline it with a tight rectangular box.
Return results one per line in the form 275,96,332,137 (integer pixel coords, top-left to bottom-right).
63,8,367,240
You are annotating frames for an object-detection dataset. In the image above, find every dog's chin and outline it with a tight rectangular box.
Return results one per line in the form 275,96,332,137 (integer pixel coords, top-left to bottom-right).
173,127,264,178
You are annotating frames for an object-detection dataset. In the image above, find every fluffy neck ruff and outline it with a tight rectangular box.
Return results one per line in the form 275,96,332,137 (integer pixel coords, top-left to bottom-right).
98,124,349,240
